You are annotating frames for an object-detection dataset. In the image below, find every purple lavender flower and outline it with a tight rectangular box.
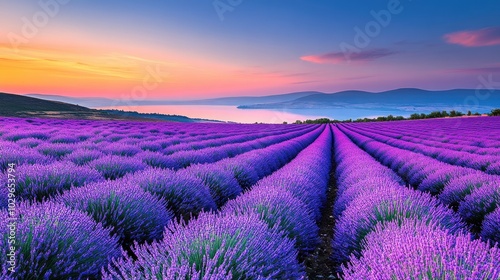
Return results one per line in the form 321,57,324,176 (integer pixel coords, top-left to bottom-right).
487,160,500,175
36,142,75,159
255,173,324,221
101,142,142,157
89,155,147,180
0,183,8,209
439,173,499,207
49,134,80,144
334,177,402,218
64,148,105,165
418,167,475,195
123,167,217,219
182,164,242,207
135,150,182,169
8,161,103,201
56,180,174,247
481,207,500,244
103,261,231,280
223,187,319,253
0,201,120,279
342,219,500,279
104,212,305,279
15,137,44,148
0,142,52,171
216,158,260,190
3,131,50,141
332,185,466,264
138,141,163,152
459,182,500,228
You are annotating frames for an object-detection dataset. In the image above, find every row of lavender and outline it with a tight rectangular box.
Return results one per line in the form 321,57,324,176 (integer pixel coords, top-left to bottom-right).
344,120,500,174
103,125,333,279
0,117,311,172
0,118,317,204
338,123,500,244
331,127,500,279
353,117,500,153
354,124,500,156
0,117,328,278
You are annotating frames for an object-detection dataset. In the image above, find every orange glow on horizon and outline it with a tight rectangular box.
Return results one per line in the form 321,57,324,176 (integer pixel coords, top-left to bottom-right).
0,43,303,99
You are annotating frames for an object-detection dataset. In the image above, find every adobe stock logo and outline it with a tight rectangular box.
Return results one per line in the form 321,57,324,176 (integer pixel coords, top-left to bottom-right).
110,63,169,111
8,0,71,52
213,0,244,21
340,0,411,62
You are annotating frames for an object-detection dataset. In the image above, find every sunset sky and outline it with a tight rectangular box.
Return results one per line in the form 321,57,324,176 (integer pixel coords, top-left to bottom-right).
1,0,500,100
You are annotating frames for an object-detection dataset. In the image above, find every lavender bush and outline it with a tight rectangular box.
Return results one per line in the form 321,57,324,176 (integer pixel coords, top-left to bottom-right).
332,185,466,264
439,173,499,207
459,182,500,228
64,148,105,165
56,181,174,247
8,161,103,201
89,155,147,180
343,219,500,279
36,142,75,159
124,168,217,219
481,208,500,244
103,212,305,279
223,187,319,253
182,164,242,207
0,201,120,279
0,142,52,171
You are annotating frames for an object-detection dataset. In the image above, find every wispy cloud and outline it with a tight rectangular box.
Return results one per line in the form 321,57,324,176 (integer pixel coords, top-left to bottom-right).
344,75,373,81
290,80,323,85
444,27,500,47
0,45,173,81
450,65,500,74
232,68,315,80
300,48,397,64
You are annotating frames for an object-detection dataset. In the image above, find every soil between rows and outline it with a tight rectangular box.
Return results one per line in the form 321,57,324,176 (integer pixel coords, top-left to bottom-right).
304,149,339,279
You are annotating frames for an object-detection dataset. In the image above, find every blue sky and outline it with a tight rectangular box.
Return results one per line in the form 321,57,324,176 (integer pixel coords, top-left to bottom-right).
1,0,500,98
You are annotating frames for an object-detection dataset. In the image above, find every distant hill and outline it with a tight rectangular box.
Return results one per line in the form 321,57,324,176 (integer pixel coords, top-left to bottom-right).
0,92,220,122
238,89,500,111
18,88,500,120
26,91,323,107
186,91,325,106
0,92,93,115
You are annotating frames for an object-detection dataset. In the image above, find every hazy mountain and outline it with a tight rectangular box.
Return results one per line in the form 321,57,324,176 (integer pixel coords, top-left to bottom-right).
238,89,500,111
26,94,116,108
26,91,324,107
187,91,325,106
22,89,500,116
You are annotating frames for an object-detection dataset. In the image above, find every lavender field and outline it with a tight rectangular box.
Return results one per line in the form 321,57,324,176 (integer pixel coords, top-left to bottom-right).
1,116,500,279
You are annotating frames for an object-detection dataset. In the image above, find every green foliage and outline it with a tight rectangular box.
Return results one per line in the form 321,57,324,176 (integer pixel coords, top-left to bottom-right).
490,109,500,116
291,108,498,124
294,118,336,124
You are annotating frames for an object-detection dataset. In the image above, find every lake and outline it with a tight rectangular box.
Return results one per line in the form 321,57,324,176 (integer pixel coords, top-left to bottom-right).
97,105,411,123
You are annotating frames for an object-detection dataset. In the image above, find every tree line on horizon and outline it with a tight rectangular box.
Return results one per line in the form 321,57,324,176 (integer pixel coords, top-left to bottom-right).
283,109,500,124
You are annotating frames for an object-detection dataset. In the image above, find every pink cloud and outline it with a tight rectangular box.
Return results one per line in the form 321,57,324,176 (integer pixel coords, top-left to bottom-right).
300,48,396,64
444,27,500,47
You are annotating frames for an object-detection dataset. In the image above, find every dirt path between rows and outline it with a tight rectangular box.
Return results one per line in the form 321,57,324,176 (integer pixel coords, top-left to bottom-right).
304,149,339,279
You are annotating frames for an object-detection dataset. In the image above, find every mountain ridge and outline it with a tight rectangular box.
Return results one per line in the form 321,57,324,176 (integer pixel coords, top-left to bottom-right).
238,88,500,110
25,91,323,107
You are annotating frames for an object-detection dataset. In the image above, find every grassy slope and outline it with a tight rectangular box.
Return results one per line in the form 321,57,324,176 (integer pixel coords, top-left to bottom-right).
0,92,91,114
0,92,222,122
0,92,138,121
